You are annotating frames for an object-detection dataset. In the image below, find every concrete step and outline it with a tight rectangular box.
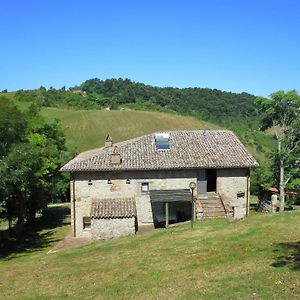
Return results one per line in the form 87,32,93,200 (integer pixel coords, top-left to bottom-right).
203,208,225,212
200,199,221,204
203,211,226,217
202,209,225,213
201,203,224,207
206,192,218,196
199,196,219,199
203,215,226,218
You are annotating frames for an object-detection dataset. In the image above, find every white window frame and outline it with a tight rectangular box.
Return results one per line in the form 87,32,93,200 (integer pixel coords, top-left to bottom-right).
141,182,149,193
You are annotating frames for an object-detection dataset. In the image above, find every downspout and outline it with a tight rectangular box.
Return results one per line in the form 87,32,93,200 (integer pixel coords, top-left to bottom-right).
246,168,250,217
72,172,76,237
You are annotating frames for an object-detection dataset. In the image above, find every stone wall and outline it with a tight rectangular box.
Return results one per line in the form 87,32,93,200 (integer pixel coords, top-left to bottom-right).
73,170,197,236
217,168,250,219
91,217,135,241
71,168,250,237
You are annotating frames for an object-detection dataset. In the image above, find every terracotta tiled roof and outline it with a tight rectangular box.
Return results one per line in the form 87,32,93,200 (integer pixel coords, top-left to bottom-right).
61,130,259,172
90,198,136,219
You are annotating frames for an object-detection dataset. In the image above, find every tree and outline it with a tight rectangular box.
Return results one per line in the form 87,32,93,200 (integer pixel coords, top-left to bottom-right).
256,90,300,211
0,97,27,157
0,100,68,233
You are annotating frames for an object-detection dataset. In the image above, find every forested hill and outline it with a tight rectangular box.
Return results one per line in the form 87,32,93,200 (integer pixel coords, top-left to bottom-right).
76,78,258,126
9,77,258,129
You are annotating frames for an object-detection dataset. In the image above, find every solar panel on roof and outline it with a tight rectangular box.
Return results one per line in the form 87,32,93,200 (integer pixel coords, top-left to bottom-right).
155,133,170,150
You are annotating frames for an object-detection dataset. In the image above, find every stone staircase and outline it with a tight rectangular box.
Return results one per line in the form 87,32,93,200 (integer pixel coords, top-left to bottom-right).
197,192,227,218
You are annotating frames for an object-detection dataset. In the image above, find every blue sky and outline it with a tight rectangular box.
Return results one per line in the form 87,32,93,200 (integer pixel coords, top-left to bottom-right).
0,0,299,96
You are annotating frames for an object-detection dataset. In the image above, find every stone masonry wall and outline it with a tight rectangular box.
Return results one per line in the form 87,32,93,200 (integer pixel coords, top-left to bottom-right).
73,170,197,236
71,168,250,237
91,217,135,241
217,168,250,219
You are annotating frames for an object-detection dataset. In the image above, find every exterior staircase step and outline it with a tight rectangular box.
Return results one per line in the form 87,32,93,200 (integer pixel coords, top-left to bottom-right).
201,203,224,207
203,215,227,219
203,211,226,216
198,192,227,219
203,208,225,212
200,200,221,204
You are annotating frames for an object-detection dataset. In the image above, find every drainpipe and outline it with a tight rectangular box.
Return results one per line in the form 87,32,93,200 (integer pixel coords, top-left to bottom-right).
72,173,76,237
246,169,250,217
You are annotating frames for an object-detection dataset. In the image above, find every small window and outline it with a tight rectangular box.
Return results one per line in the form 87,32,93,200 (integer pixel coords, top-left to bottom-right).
141,182,149,192
83,217,91,230
126,179,131,184
107,179,112,184
88,180,93,186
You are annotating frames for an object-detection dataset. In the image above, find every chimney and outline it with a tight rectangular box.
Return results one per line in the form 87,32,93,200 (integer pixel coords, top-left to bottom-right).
111,146,122,164
105,134,113,148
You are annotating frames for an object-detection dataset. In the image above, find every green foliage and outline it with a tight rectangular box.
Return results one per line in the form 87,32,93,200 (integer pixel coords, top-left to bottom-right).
78,78,259,125
256,90,300,209
250,160,274,194
14,87,98,110
0,97,27,157
0,99,69,232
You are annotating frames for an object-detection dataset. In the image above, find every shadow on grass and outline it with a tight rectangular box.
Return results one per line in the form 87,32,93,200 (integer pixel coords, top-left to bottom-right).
0,204,70,260
271,241,300,270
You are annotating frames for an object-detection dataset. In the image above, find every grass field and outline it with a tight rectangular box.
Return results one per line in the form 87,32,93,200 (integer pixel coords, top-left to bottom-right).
40,108,220,152
1,204,300,299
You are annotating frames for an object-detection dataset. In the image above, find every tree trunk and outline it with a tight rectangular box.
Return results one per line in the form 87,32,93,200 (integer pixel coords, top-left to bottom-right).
16,195,26,235
27,207,36,225
278,138,285,211
8,216,12,233
279,158,285,211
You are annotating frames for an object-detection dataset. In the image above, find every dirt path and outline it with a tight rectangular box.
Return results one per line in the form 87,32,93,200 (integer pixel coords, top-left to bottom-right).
48,230,91,253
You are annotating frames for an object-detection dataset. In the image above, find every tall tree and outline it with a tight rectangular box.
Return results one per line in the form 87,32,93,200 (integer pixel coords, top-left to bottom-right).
256,90,300,211
0,97,27,157
0,100,68,233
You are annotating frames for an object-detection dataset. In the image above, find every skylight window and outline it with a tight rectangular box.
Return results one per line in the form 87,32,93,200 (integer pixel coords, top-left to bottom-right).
155,133,170,150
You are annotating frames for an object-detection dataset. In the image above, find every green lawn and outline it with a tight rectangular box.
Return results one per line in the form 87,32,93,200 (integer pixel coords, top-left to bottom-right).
1,205,300,299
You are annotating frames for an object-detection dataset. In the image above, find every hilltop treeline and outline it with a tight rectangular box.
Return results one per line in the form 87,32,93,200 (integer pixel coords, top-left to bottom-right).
13,78,258,128
78,78,258,126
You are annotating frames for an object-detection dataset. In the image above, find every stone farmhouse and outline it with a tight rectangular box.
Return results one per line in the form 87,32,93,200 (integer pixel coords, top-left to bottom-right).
61,130,259,241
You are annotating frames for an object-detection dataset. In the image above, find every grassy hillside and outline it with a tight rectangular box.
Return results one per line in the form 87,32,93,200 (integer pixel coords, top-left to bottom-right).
41,107,220,152
0,93,272,160
1,205,300,299
1,91,275,162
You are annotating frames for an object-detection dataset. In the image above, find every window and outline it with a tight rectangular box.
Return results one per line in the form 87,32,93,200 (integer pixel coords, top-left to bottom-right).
88,180,93,186
155,133,170,150
141,182,149,192
107,179,112,184
126,179,131,184
83,217,91,230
